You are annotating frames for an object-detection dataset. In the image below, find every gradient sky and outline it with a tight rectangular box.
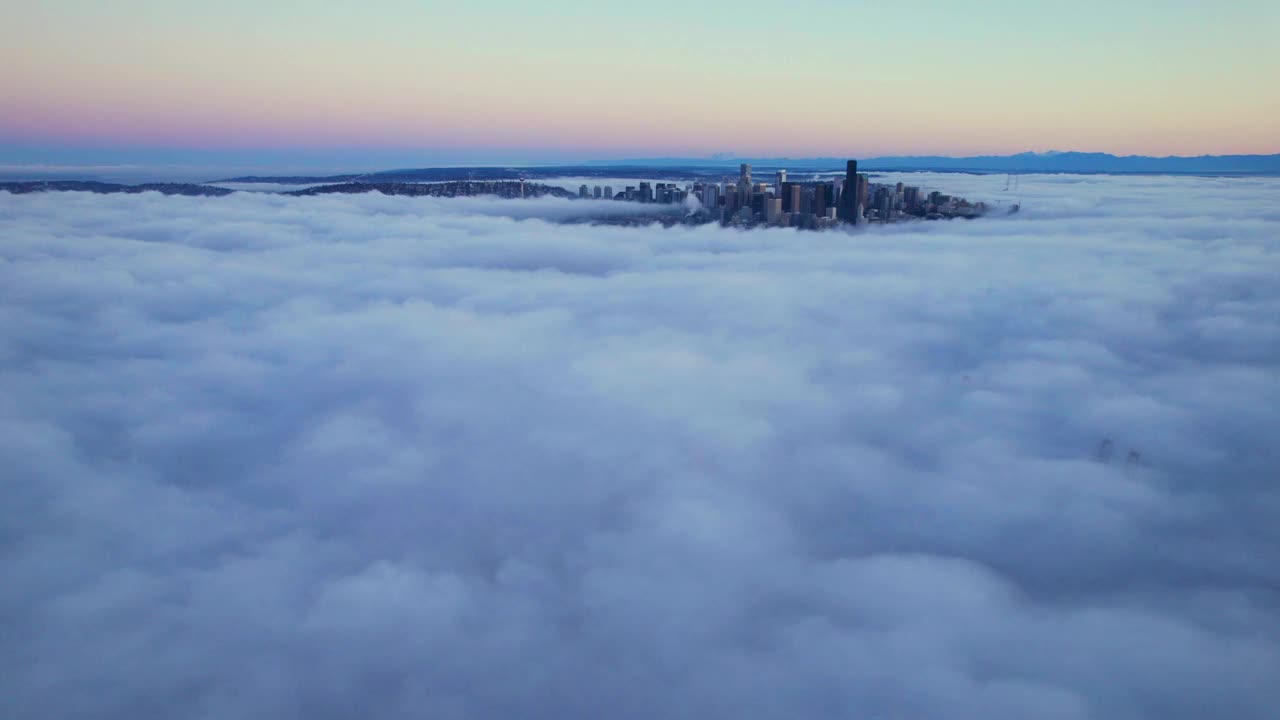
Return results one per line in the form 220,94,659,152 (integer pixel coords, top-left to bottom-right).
1,0,1277,164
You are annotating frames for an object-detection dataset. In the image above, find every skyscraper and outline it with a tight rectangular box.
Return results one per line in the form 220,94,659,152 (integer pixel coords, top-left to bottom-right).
776,169,787,193
813,183,832,217
701,184,719,209
839,160,858,222
781,183,801,214
765,197,782,223
903,186,919,210
736,164,752,208
856,174,869,222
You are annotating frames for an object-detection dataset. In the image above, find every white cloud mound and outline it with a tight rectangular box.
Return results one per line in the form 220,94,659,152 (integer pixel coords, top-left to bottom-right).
2,175,1279,720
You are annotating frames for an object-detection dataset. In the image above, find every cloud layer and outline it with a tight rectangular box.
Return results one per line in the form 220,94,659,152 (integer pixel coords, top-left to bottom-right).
2,174,1279,719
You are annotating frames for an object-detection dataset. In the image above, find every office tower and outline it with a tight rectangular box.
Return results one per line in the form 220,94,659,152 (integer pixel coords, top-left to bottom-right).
604,186,613,200
579,185,589,199
776,169,787,192
903,186,919,210
593,186,602,199
879,193,891,222
780,182,801,213
625,186,637,201
812,182,831,217
661,183,673,203
839,160,858,221
639,182,653,203
856,174,869,221
765,197,782,222
701,184,719,208
740,163,752,185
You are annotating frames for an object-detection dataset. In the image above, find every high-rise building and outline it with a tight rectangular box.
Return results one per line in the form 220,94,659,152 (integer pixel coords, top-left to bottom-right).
639,182,653,203
813,183,832,217
776,169,787,193
765,197,782,223
579,185,590,199
593,186,602,199
780,183,801,213
856,174,869,222
903,186,919,210
839,160,858,222
604,186,613,200
738,164,753,208
701,184,719,209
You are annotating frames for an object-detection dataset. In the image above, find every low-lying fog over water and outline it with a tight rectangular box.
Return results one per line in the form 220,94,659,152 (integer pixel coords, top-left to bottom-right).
2,173,1278,720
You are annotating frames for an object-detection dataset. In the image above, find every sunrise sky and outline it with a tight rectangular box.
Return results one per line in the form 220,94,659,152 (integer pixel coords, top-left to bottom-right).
2,0,1277,164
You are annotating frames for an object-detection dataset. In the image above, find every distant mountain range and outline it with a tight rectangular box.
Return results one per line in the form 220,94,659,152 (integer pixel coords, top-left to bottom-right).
6,152,1277,189
0,179,574,200
597,152,1280,175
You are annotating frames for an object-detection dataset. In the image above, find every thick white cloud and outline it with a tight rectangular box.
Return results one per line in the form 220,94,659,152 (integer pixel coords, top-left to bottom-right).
2,174,1279,720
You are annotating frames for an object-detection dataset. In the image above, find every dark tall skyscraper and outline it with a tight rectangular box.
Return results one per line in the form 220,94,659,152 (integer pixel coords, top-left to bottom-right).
856,174,869,223
737,164,753,208
903,186,920,210
840,160,858,222
782,183,801,214
813,182,833,217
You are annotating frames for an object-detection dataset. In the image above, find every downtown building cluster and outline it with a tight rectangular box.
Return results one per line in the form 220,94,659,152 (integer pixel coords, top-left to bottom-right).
576,160,987,229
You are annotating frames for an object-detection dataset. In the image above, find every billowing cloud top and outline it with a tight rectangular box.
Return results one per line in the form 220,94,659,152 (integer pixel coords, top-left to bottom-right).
2,174,1279,720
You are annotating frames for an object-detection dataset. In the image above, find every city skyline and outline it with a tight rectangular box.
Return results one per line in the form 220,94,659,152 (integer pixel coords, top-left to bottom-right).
5,3,1280,718
2,1,1277,164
